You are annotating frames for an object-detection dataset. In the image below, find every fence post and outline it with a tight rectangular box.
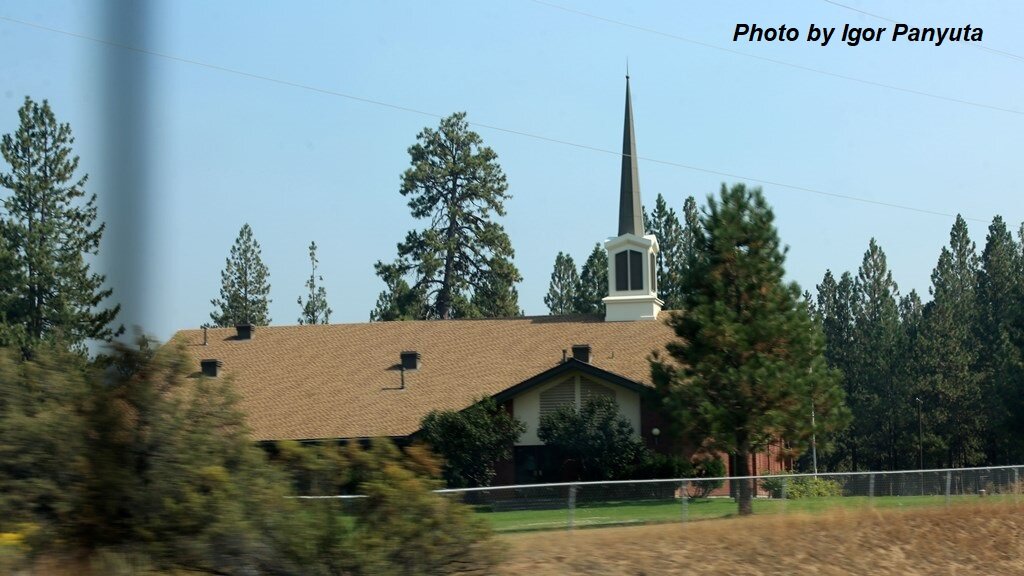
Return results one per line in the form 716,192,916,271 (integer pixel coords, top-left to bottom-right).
945,470,952,506
567,483,577,531
869,473,875,500
1015,467,1020,504
780,476,789,514
680,480,689,523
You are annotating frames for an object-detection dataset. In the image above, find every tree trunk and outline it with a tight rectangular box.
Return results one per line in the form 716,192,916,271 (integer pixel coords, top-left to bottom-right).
735,443,754,516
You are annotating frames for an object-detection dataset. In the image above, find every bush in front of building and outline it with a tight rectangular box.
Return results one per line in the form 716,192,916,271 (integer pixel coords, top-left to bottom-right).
538,396,647,481
760,471,843,499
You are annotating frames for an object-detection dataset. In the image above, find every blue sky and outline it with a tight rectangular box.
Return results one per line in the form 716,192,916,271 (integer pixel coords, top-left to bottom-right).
1,1,1021,342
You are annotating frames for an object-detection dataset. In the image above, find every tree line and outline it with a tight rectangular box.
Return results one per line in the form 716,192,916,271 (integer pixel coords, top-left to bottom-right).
812,215,1024,471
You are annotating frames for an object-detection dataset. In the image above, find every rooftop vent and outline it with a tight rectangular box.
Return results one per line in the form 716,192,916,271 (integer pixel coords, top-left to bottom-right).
235,323,253,340
571,344,592,363
400,351,421,371
200,359,223,377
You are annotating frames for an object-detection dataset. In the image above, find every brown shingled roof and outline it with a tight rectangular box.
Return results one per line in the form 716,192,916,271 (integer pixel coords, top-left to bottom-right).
172,313,679,441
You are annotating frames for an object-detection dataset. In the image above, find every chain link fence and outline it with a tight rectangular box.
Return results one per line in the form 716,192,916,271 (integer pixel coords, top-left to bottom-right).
429,465,1024,532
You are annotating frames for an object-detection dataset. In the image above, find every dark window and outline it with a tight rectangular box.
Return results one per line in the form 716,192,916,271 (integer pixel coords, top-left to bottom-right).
630,250,643,291
615,251,629,291
615,249,646,291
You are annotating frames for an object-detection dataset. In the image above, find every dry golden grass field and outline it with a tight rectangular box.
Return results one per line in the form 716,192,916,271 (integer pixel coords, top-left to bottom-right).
495,502,1024,575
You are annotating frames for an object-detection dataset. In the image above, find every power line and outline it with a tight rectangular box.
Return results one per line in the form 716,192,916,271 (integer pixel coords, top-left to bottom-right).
0,14,990,224
527,0,1024,116
820,0,1024,63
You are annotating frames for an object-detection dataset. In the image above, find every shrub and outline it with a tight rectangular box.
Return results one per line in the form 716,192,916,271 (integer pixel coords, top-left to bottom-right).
788,475,843,498
688,457,727,499
760,472,788,499
761,471,843,499
538,396,646,481
632,452,694,479
420,397,525,488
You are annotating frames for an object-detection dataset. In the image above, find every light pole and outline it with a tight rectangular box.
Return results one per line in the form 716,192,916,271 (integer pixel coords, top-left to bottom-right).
811,400,818,476
915,397,923,470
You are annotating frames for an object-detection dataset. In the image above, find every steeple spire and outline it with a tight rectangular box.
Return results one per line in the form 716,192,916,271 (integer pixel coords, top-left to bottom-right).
604,76,662,322
618,75,644,236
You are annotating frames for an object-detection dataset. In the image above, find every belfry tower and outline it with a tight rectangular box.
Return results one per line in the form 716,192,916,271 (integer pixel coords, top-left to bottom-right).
603,76,663,321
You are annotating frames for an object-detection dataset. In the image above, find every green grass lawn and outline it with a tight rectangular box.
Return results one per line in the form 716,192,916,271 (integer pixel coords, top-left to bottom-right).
478,493,1019,533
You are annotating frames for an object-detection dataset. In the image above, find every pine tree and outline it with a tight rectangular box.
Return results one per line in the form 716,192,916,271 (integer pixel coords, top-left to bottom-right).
680,196,703,273
849,239,908,470
813,270,859,471
369,266,426,322
210,223,271,327
373,112,521,320
651,183,847,516
575,244,608,315
976,216,1024,462
544,252,580,315
470,255,522,318
914,216,984,468
0,96,121,353
646,194,685,309
297,241,331,325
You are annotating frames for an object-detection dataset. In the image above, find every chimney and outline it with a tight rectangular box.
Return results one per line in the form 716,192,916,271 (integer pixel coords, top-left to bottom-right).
200,359,223,377
571,344,592,363
235,323,253,340
400,351,421,371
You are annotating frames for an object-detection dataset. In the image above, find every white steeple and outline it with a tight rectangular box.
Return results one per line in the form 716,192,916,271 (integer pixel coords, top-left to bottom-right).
603,76,663,322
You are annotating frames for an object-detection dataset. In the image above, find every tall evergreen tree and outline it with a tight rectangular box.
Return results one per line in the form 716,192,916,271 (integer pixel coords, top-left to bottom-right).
849,239,908,470
813,270,856,470
544,252,580,315
0,96,121,353
651,183,847,516
372,112,520,320
976,216,1024,462
209,223,271,327
575,244,608,315
914,216,984,468
680,196,703,272
296,241,331,325
646,194,685,309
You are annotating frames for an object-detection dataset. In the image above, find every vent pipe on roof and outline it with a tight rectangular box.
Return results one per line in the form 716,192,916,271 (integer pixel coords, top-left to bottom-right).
235,323,253,340
400,351,420,371
571,344,592,363
203,326,208,346
200,358,223,377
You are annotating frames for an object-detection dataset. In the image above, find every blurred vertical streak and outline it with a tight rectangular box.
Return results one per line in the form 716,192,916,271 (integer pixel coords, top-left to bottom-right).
100,1,152,339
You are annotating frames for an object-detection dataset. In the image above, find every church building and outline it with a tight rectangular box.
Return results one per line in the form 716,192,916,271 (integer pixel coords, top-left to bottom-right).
172,78,785,485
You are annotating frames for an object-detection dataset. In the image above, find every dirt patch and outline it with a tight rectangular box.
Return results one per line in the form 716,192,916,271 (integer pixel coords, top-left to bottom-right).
495,503,1024,575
